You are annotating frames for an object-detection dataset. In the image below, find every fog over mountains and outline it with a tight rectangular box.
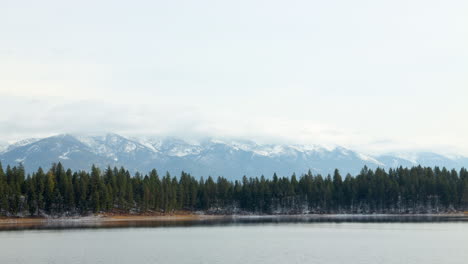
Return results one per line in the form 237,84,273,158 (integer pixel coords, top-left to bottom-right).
1,133,467,180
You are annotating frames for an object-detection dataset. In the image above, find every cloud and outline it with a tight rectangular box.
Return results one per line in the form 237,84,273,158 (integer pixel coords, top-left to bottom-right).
1,0,467,154
1,92,468,156
0,94,347,144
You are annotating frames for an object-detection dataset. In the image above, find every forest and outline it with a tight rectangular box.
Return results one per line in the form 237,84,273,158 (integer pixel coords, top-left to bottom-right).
0,162,468,216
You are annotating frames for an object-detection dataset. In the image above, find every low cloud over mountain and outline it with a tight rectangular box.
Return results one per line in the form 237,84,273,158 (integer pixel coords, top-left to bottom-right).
1,133,467,180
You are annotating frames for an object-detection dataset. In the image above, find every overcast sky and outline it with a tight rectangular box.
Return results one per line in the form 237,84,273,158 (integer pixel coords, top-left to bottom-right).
1,0,467,154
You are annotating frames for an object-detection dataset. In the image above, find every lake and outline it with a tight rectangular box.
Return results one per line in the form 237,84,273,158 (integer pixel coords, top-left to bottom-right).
1,218,467,264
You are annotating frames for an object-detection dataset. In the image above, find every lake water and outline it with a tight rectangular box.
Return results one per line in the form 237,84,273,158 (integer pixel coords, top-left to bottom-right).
1,219,467,264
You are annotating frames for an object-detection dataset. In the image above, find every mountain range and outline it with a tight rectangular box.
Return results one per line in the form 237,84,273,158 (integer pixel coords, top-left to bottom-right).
1,133,467,180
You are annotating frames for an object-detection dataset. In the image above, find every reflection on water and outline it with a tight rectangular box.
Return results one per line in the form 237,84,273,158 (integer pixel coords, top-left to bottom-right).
1,214,468,231
0,221,467,264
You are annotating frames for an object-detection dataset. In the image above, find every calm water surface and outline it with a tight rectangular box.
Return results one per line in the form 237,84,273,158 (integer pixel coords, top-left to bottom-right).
1,221,467,264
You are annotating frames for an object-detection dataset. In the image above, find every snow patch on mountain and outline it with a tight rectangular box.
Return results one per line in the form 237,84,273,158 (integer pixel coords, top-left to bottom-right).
357,153,385,166
130,137,161,152
391,152,420,164
26,145,40,154
15,157,26,163
75,134,146,158
6,138,40,152
58,150,71,160
0,142,8,153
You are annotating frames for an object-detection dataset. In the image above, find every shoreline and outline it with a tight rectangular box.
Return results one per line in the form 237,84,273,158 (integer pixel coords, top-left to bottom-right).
1,212,468,228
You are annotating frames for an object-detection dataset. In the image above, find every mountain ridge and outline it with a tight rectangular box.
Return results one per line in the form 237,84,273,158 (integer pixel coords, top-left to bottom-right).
1,133,467,179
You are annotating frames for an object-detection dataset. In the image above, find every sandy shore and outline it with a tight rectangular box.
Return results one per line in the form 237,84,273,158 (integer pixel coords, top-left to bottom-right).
0,213,226,228
1,212,467,229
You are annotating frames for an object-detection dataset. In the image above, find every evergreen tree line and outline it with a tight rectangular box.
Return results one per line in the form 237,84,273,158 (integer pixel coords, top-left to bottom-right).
1,162,468,216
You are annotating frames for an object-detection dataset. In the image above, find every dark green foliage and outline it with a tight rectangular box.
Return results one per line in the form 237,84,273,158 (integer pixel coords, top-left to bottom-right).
0,162,468,216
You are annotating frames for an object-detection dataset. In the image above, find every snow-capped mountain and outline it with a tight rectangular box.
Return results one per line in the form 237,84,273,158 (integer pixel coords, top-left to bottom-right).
0,133,467,179
377,152,468,170
0,141,8,153
0,138,40,154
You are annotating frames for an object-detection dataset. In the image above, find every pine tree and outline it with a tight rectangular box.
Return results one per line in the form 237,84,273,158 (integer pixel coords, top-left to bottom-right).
45,170,56,213
90,165,102,213
0,162,8,213
461,179,468,210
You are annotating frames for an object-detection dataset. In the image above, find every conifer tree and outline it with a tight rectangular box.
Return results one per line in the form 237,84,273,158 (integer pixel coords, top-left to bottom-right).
0,162,8,213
